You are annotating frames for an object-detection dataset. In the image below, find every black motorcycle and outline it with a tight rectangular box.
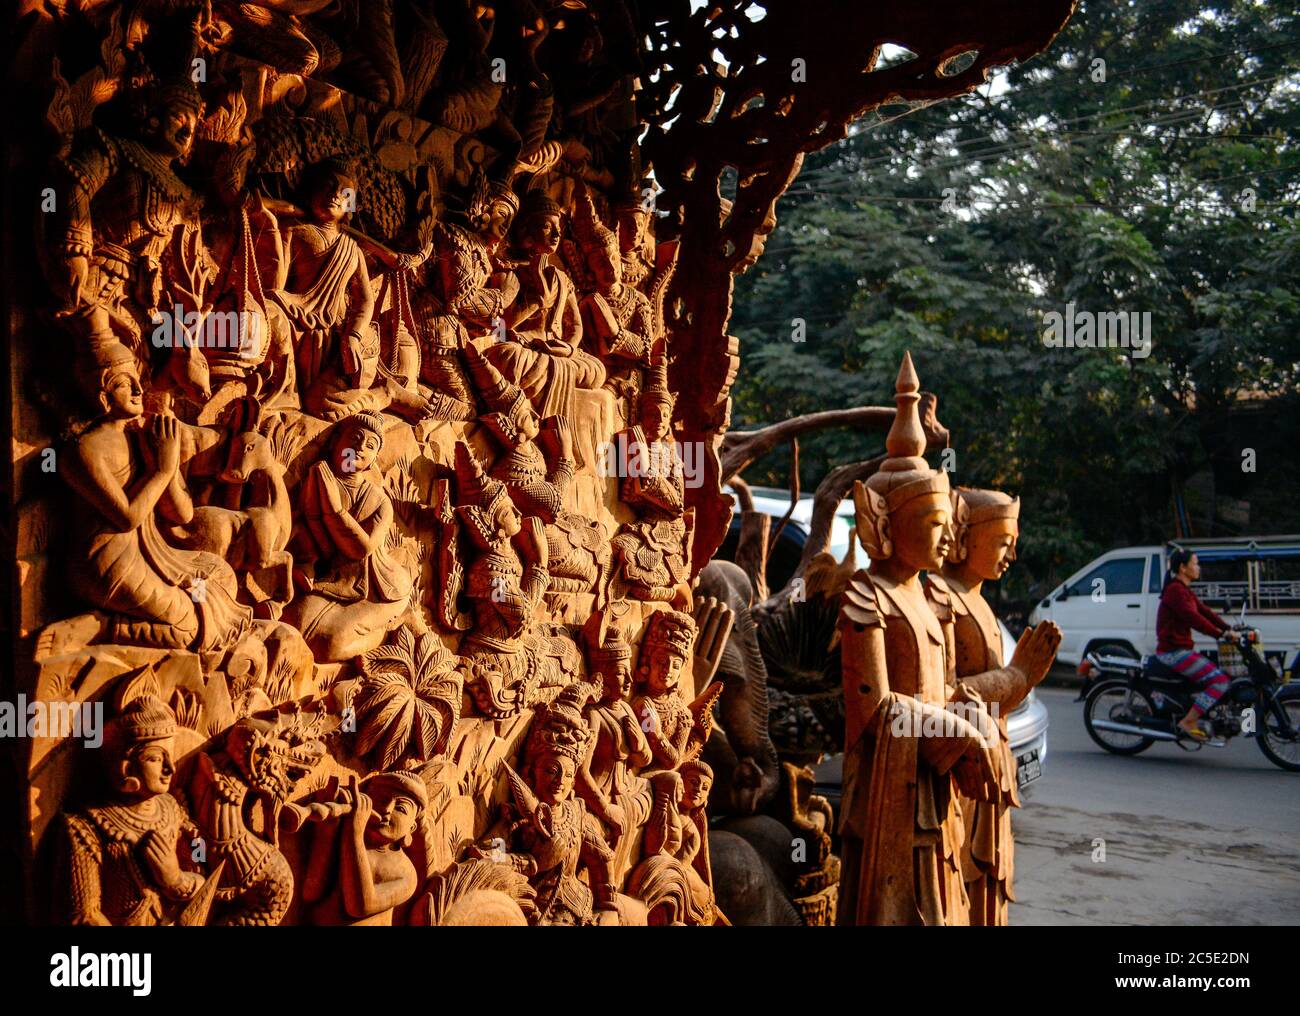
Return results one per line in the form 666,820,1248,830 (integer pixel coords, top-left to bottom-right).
1078,623,1300,772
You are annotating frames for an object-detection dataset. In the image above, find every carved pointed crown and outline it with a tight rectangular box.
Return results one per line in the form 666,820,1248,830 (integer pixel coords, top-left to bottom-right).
464,343,533,446
865,352,949,511
453,442,515,548
639,339,673,413
524,681,599,765
106,693,177,759
641,608,696,658
583,609,632,664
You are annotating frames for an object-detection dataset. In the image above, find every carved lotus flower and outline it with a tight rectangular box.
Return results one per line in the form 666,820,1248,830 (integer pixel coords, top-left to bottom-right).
354,627,464,769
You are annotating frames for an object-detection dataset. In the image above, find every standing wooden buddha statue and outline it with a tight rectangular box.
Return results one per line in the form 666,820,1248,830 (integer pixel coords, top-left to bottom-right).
836,352,1000,927
926,488,1061,926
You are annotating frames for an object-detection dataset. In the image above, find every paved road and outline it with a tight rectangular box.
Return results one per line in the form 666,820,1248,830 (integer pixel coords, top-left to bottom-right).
1010,687,1300,925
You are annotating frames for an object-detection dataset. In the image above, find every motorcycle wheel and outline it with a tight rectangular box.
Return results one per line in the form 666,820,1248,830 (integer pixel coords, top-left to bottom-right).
1084,680,1156,755
1256,690,1300,773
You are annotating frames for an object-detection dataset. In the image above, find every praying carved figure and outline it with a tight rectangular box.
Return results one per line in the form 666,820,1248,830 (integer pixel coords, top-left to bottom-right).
609,346,693,607
36,344,252,660
307,772,428,926
47,78,207,372
470,683,618,926
927,488,1061,926
415,171,521,415
453,442,578,717
570,186,656,421
626,761,717,925
62,694,206,925
284,411,414,662
465,343,609,595
631,609,714,773
836,353,1000,927
486,189,606,419
575,612,653,855
268,160,432,423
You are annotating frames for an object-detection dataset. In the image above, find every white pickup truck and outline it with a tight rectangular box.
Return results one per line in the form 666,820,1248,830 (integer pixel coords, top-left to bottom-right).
1029,536,1300,676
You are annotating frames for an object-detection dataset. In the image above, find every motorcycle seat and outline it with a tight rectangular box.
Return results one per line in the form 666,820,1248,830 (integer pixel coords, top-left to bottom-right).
1142,655,1187,683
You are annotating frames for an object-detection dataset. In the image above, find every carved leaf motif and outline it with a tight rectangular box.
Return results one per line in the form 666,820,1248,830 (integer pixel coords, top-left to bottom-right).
355,628,463,768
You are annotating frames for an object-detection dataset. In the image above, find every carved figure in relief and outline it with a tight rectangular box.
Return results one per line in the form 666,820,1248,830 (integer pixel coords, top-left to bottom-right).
836,353,999,926
486,189,606,419
306,771,428,926
268,159,433,422
575,611,653,850
631,609,716,773
926,488,1060,926
571,185,656,421
169,398,296,614
62,694,206,926
415,170,521,415
284,411,414,662
48,78,208,383
189,713,326,926
470,682,618,925
452,442,578,717
37,344,252,660
626,759,717,925
465,343,609,595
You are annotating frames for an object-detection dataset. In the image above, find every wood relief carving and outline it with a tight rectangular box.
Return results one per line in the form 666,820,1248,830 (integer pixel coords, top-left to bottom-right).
9,1,1075,927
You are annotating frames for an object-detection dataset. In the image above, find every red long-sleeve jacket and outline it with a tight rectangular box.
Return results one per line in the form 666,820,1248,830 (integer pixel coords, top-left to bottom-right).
1156,579,1228,653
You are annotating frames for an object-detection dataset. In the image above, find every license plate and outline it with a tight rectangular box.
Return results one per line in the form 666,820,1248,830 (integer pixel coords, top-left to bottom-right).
1015,747,1042,788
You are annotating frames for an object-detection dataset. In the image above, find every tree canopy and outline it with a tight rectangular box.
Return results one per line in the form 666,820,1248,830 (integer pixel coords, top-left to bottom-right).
729,0,1300,609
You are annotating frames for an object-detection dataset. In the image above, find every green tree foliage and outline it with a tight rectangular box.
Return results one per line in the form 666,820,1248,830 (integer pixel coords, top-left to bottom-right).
730,0,1299,607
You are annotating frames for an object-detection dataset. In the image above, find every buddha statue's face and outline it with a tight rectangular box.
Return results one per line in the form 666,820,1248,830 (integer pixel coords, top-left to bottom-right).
681,768,712,810
335,425,382,474
592,241,621,292
521,211,562,257
101,369,144,419
125,741,175,798
309,176,355,225
965,518,1018,581
151,103,198,160
485,199,516,244
891,492,953,573
363,785,421,848
531,753,575,807
641,397,672,443
641,644,686,696
598,657,633,703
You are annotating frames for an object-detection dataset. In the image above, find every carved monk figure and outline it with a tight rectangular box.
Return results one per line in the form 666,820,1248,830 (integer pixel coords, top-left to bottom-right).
576,612,653,855
470,683,618,925
836,353,1000,926
62,694,205,925
268,160,432,422
486,189,606,419
927,488,1061,925
37,343,251,659
285,411,413,661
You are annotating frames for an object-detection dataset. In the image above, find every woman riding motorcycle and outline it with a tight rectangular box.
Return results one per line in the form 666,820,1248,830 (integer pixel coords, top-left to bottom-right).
1156,548,1230,740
